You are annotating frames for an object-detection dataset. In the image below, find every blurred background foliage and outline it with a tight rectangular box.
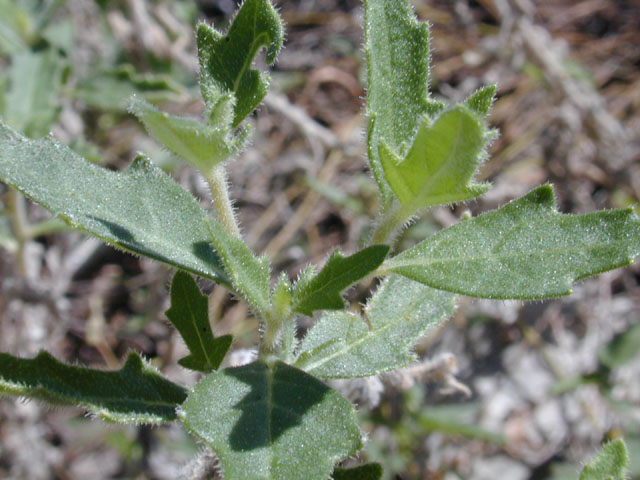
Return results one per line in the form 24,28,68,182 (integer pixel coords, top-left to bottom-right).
0,0,639,479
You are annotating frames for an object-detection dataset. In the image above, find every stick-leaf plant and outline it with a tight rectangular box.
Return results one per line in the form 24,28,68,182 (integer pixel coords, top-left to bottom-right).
1,0,638,478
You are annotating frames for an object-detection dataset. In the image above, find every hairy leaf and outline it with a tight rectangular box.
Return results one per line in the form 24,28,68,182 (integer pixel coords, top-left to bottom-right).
466,84,497,116
379,106,491,208
166,271,232,372
579,439,629,480
295,276,456,378
383,185,640,299
291,245,390,316
208,219,270,314
129,96,249,173
0,351,187,423
0,122,229,285
197,0,283,127
333,463,383,480
364,0,442,204
180,360,362,480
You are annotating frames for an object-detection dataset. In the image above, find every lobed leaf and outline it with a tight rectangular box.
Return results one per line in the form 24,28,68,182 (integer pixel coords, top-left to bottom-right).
179,360,362,480
197,0,283,127
333,463,383,480
364,0,442,204
166,271,232,373
295,275,456,378
129,96,249,174
383,185,640,299
0,122,229,285
207,219,271,314
579,439,629,480
291,245,390,316
364,0,495,211
379,105,491,209
0,351,187,424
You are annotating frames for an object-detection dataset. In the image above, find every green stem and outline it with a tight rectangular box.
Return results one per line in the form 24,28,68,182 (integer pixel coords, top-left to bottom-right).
6,189,29,274
260,312,285,357
205,165,241,237
369,202,414,246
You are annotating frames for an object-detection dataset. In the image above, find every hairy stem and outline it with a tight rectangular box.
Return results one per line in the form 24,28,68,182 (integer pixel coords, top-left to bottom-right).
369,202,413,246
260,313,284,356
206,165,241,237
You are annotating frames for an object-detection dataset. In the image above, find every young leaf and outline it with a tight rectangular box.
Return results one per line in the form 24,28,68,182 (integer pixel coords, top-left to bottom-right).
333,463,383,480
0,122,229,285
179,360,363,480
383,185,640,299
378,106,491,208
579,439,629,480
294,275,456,378
466,84,497,116
166,271,232,373
291,245,390,316
129,96,249,173
207,219,271,314
364,0,442,204
197,0,283,127
0,351,187,424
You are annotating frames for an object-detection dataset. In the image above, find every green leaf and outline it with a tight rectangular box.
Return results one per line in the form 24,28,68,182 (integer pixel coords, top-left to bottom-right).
179,360,363,480
129,96,249,173
0,0,30,53
1,48,65,137
383,185,640,299
333,463,383,480
0,351,187,424
378,105,491,208
74,65,182,112
0,122,229,285
364,0,443,204
466,84,497,116
599,322,640,369
208,219,270,314
291,245,390,316
166,271,232,373
197,0,283,127
294,275,456,378
579,439,629,480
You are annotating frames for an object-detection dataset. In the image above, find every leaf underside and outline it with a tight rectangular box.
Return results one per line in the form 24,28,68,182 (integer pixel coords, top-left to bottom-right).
129,96,249,173
0,351,187,423
180,360,363,480
579,439,629,480
0,121,229,285
292,245,390,316
384,185,640,299
166,271,232,373
207,219,271,314
295,275,456,378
